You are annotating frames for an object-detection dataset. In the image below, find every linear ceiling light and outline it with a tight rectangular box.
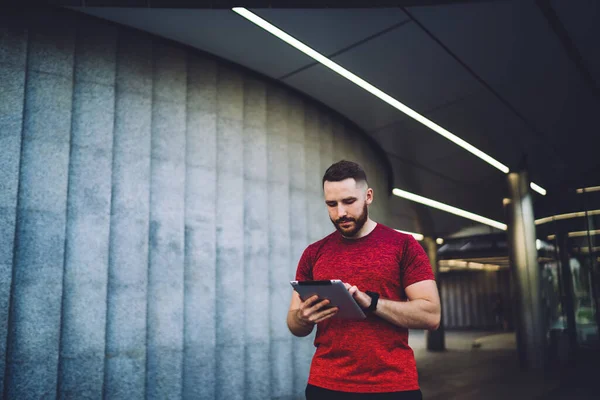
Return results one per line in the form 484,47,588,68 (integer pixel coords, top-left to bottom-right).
548,229,600,240
392,188,507,230
535,209,600,225
576,186,600,194
395,229,424,241
530,182,547,196
233,7,547,195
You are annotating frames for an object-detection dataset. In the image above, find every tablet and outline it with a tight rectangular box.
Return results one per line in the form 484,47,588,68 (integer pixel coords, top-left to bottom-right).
290,279,366,320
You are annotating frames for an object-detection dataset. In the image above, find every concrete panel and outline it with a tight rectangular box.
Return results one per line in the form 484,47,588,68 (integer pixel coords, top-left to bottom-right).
183,53,218,400
332,119,345,165
5,39,72,394
153,41,186,104
5,210,66,399
27,19,75,77
319,113,333,173
104,54,152,398
304,105,321,194
243,77,270,399
147,94,186,398
288,96,305,192
267,88,289,185
182,167,217,398
216,66,245,400
0,262,11,391
186,55,217,170
22,70,72,144
243,78,267,181
0,24,27,68
59,147,113,398
217,66,244,122
287,96,312,396
70,81,115,151
246,342,270,400
116,30,153,97
271,338,294,398
267,87,293,397
0,60,24,392
75,19,117,86
0,64,25,145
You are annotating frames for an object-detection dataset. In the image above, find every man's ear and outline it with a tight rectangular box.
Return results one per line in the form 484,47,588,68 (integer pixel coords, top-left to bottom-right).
365,188,374,205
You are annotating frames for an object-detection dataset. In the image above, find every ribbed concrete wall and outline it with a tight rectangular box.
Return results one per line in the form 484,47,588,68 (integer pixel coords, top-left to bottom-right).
0,8,393,399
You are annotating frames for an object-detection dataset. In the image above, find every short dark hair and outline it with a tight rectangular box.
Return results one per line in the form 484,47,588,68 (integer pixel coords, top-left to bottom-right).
322,160,368,187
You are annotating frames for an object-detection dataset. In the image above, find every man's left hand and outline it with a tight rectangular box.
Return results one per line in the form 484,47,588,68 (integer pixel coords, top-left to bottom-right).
343,282,372,309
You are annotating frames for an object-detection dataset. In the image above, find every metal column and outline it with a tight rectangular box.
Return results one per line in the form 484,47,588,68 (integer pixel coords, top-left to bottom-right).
505,171,546,370
423,237,445,351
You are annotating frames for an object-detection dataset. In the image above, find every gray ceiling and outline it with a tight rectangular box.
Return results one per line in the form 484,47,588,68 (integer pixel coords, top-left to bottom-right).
72,0,600,236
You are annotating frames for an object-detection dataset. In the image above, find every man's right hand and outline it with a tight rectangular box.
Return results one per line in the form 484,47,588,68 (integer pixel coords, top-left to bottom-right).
296,295,338,326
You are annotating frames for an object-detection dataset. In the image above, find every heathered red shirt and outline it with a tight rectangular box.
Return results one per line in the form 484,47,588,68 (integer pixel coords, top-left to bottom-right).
295,223,434,393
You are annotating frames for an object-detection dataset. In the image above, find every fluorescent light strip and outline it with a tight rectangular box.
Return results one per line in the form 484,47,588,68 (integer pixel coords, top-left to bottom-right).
576,186,600,194
548,229,600,240
439,259,502,271
530,182,547,196
535,209,600,225
233,8,513,174
233,8,548,195
395,229,424,241
393,188,507,231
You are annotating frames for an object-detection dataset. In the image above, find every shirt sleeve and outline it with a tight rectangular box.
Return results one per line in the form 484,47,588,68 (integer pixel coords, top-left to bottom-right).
295,246,314,281
401,236,435,289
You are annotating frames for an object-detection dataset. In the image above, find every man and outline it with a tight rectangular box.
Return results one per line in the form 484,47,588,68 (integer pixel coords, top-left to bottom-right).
287,160,441,400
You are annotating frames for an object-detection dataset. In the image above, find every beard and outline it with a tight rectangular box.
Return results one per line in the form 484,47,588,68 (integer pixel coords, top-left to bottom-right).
331,202,369,238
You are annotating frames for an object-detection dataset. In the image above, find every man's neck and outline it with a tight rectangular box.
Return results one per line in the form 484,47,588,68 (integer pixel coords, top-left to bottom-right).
343,218,377,240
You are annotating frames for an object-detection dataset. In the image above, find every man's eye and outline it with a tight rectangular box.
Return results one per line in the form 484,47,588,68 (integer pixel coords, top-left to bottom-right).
343,200,356,205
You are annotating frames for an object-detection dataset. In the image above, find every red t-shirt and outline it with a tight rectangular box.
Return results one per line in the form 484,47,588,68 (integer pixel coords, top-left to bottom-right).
295,223,434,393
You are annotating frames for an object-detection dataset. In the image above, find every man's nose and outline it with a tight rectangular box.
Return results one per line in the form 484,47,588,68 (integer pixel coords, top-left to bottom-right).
337,204,347,217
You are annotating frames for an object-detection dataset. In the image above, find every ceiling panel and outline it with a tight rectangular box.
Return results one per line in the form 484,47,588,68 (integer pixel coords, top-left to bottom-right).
327,21,483,119
407,1,573,89
252,8,408,72
552,0,600,85
74,7,314,78
283,63,404,130
498,79,598,177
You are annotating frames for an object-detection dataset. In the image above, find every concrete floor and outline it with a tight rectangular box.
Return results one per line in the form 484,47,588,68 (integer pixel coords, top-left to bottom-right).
409,330,599,400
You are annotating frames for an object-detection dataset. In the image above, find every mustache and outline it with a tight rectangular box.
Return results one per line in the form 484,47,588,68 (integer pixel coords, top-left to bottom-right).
336,217,355,224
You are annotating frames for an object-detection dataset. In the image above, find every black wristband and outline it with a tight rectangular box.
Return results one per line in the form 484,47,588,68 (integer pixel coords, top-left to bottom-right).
364,291,380,313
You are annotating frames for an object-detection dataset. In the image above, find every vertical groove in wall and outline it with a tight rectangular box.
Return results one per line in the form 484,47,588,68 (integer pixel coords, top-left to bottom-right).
104,29,153,400
0,15,27,397
318,113,334,238
289,95,310,397
267,86,293,398
183,54,218,400
215,65,245,400
5,11,75,398
57,18,117,399
242,76,270,400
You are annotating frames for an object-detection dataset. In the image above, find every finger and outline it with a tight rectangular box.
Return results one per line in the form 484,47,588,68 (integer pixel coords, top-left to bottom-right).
349,286,358,296
308,299,330,313
313,308,338,323
302,295,320,308
343,282,351,289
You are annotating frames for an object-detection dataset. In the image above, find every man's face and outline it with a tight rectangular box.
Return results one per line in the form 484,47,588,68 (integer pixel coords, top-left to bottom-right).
323,178,373,238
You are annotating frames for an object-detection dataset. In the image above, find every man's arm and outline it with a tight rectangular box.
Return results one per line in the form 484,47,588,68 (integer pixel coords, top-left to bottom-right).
346,280,441,330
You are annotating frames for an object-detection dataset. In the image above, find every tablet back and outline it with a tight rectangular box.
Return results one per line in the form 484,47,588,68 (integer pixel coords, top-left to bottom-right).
290,280,366,320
